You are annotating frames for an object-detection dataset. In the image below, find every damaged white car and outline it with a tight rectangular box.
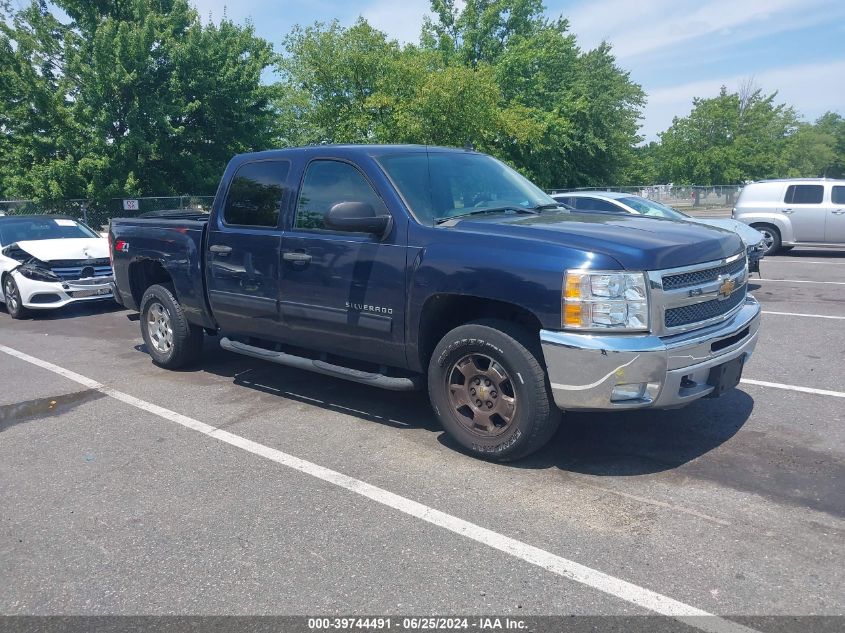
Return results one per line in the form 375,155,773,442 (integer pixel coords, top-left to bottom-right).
0,215,114,319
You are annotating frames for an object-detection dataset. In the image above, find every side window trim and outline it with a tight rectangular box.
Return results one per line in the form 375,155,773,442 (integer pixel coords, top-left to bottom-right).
220,159,290,230
293,158,390,234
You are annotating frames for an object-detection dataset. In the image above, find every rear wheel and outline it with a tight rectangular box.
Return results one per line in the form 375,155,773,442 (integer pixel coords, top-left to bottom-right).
751,224,782,255
3,274,30,320
140,284,203,368
428,320,560,461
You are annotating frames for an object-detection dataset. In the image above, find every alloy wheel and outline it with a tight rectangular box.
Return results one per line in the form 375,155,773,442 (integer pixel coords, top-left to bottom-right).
4,278,19,312
446,353,517,436
146,302,174,354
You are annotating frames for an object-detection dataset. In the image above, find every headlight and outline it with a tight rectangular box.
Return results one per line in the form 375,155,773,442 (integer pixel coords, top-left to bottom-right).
563,271,649,331
17,264,61,282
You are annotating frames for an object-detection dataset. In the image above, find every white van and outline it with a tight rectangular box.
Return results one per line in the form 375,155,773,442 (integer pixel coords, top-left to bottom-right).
733,178,845,254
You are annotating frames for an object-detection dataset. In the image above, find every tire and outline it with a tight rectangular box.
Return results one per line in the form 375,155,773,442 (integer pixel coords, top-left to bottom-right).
751,223,782,256
139,284,203,369
3,274,30,320
427,319,561,461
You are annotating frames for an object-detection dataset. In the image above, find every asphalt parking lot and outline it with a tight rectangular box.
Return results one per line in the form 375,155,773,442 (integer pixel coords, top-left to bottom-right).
1,248,843,631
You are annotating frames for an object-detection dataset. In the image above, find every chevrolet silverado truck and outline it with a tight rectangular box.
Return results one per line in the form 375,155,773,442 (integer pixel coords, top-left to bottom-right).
110,145,761,461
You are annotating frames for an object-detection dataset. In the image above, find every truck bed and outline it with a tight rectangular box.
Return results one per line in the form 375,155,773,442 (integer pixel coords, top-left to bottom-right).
110,216,213,328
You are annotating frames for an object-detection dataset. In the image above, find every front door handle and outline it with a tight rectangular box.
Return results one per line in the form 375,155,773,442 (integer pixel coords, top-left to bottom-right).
832,209,845,215
209,245,232,255
283,251,312,263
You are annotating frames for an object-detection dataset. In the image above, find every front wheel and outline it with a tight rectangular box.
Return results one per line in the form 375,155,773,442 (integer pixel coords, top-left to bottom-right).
428,320,561,461
3,274,30,320
140,284,203,369
752,224,782,256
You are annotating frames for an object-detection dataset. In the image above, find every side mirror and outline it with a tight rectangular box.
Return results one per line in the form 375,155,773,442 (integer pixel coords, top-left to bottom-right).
325,201,392,238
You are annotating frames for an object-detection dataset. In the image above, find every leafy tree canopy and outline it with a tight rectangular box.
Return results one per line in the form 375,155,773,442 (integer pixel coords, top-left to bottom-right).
1,0,275,200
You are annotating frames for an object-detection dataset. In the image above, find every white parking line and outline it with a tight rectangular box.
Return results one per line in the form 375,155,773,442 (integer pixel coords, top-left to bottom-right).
762,310,845,320
741,379,845,399
756,278,845,285
765,260,845,265
0,342,756,633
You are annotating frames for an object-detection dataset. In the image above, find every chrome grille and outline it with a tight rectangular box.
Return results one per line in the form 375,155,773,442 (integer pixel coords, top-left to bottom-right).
648,252,748,336
50,259,113,281
665,284,747,328
662,256,747,290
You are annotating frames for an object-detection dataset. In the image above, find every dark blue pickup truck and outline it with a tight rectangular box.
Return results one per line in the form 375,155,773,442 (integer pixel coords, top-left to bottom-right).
110,145,761,460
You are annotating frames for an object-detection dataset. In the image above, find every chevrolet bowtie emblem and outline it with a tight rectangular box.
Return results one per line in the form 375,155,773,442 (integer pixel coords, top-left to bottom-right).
717,275,736,300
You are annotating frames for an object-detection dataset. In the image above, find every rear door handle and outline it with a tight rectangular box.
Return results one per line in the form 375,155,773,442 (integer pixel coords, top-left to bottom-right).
283,251,312,263
209,245,232,255
781,208,794,214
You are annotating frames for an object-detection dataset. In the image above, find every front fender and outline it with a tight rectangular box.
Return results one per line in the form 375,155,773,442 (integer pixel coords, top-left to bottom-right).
404,231,623,371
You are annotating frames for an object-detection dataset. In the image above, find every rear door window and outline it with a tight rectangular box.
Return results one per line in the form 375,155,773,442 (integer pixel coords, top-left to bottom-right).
832,186,845,205
223,160,290,227
784,184,824,204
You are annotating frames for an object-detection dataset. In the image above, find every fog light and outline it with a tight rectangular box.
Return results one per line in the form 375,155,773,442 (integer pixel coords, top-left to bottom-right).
611,383,647,402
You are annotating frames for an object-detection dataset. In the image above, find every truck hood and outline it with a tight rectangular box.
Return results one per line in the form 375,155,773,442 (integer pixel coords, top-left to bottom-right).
448,213,744,270
11,238,109,262
685,218,765,246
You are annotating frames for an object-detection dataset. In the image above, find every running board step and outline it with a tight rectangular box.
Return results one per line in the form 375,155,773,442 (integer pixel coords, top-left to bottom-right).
219,337,420,392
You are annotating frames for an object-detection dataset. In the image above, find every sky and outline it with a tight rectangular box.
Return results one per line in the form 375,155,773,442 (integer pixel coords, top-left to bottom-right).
195,0,843,140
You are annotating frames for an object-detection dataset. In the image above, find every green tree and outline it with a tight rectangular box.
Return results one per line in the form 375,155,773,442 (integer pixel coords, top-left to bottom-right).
658,86,799,184
421,0,545,66
422,2,645,187
277,2,644,189
783,122,837,178
807,112,845,178
0,0,276,201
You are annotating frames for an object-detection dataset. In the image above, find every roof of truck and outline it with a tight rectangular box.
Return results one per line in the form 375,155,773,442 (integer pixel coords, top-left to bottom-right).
233,144,479,162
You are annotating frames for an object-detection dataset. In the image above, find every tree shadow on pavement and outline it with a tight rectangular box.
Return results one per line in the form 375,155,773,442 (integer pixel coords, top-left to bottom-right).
191,338,754,475
195,341,441,432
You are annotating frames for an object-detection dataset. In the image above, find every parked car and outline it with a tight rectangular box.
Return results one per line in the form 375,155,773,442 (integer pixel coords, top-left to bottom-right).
0,215,114,319
111,145,760,461
552,191,767,272
731,178,845,255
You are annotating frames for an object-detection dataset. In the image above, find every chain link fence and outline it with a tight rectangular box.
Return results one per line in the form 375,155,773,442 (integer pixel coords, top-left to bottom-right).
0,196,214,231
1,185,743,228
548,185,743,210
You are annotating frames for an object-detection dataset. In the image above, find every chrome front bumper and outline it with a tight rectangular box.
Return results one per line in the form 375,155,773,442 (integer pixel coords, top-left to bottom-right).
540,296,761,411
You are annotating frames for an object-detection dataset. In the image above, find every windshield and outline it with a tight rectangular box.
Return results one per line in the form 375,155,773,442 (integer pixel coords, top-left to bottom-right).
0,217,98,245
618,196,688,220
376,151,557,225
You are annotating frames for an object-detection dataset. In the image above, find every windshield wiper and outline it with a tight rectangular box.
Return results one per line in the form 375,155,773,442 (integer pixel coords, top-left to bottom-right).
435,206,539,225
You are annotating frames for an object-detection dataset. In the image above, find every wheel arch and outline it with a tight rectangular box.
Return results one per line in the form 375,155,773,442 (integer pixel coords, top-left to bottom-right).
414,294,543,374
128,259,174,309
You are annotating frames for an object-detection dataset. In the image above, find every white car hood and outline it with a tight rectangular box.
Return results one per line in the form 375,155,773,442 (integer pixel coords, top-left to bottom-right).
11,238,109,262
687,218,764,246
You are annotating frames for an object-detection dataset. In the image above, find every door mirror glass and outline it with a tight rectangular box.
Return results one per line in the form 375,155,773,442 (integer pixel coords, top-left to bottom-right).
325,201,392,235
